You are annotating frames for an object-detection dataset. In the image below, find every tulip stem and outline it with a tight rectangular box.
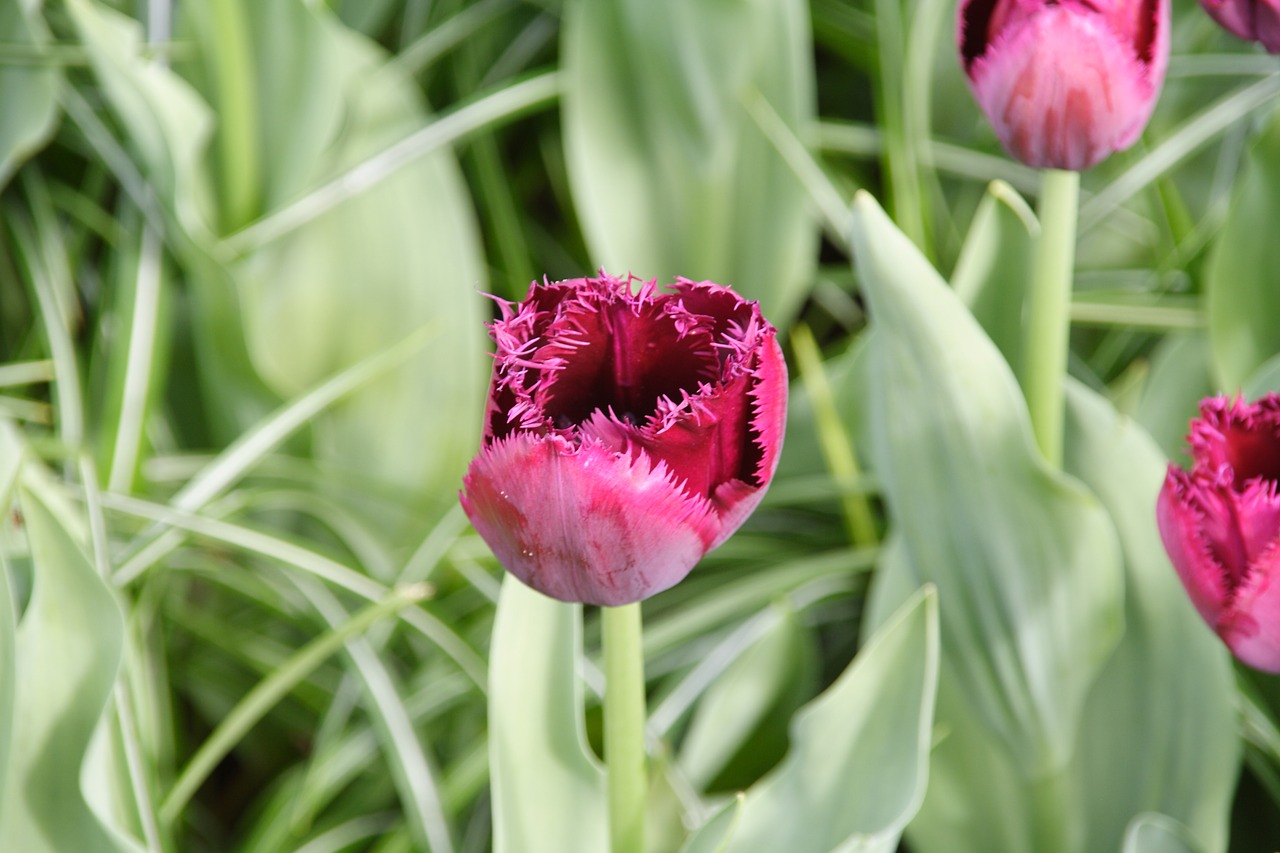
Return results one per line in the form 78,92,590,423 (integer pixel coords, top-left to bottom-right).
1023,168,1080,469
602,602,647,853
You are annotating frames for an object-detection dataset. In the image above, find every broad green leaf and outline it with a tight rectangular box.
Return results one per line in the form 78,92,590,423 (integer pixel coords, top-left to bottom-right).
1064,380,1237,853
679,606,815,791
678,797,742,853
0,421,24,813
0,478,126,852
684,586,938,853
1243,350,1280,399
1206,105,1280,390
1121,814,1206,853
488,577,607,853
562,0,817,325
66,0,215,237
221,0,487,498
1135,332,1214,462
950,180,1039,379
850,191,1123,775
0,1,61,188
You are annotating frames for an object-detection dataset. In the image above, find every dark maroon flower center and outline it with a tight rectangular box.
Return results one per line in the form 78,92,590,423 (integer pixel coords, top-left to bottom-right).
1223,425,1280,490
535,299,720,430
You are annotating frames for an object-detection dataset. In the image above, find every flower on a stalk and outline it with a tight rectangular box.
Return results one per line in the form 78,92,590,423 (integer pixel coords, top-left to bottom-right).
1157,395,1280,672
1198,0,1280,53
958,0,1170,170
460,273,787,607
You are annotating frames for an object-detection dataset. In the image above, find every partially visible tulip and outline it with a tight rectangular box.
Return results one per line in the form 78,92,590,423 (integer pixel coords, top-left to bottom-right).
1157,395,1280,673
1199,0,1280,53
460,273,787,607
958,0,1170,171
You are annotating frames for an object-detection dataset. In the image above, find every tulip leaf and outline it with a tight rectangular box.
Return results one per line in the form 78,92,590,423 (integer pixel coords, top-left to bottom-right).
0,2,60,189
950,180,1039,381
1063,380,1238,853
1206,106,1280,390
0,475,127,851
488,577,607,853
683,585,938,853
561,0,818,325
0,421,23,813
1135,332,1214,462
850,190,1124,775
1121,814,1207,853
861,383,1239,853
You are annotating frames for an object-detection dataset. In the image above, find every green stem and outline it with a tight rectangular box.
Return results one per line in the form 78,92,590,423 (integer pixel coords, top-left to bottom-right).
1029,765,1079,853
602,603,647,853
1022,168,1079,468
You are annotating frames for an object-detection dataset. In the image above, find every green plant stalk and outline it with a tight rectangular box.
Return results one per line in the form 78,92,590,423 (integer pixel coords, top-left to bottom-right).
1022,168,1079,468
790,324,877,548
603,602,646,853
1030,765,1080,853
204,0,260,231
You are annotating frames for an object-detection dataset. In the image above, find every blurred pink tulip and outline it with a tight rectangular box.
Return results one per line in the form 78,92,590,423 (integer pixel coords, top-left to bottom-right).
1199,0,1280,53
1158,395,1280,673
958,0,1170,170
460,273,787,606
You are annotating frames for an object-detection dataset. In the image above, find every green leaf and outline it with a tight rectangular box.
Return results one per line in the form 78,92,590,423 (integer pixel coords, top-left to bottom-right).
684,586,938,853
0,476,127,852
488,577,607,853
1064,380,1238,853
1121,814,1207,853
561,0,818,325
221,0,488,498
850,190,1124,775
0,421,24,813
1135,333,1214,462
950,180,1039,380
0,1,61,188
1206,106,1280,390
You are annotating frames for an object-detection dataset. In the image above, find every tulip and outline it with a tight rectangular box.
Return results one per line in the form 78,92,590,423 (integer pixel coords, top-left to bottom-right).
1157,395,1280,673
1198,0,1280,53
958,0,1170,170
460,273,787,607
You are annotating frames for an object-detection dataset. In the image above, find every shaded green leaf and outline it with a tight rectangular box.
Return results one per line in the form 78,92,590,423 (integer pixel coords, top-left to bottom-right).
488,577,607,853
1206,106,1280,390
1121,814,1207,853
850,190,1123,775
685,586,937,853
1135,332,1215,462
0,1,61,188
562,0,818,325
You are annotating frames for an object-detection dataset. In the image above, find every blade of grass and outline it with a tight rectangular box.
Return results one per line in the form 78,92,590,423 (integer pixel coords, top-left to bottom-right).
158,583,430,825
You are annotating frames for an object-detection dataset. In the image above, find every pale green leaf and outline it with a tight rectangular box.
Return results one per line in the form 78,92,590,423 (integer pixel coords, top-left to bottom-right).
0,477,126,852
488,577,607,853
0,1,61,188
0,420,24,813
850,190,1123,775
1135,332,1215,462
950,180,1039,379
686,586,938,853
562,0,817,325
1206,106,1280,390
1121,814,1207,853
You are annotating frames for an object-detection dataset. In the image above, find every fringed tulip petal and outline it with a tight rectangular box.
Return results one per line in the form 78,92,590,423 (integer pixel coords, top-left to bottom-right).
1158,394,1280,672
959,0,1169,170
461,273,787,605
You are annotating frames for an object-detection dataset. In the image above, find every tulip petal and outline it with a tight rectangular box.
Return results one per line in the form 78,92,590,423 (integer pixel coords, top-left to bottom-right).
1156,469,1231,626
461,433,718,606
966,5,1162,170
1221,542,1280,672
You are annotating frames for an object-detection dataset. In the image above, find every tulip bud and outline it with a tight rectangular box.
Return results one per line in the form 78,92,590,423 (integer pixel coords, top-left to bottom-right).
1157,395,1280,673
958,0,1170,170
1199,0,1280,53
460,273,787,607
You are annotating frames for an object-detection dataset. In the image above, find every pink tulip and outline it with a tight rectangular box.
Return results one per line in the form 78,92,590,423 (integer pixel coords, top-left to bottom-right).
460,273,787,606
1199,0,1280,53
958,0,1170,171
1157,395,1280,673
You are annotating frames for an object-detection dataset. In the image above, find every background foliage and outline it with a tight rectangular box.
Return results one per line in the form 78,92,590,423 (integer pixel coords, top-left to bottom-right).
2,0,1279,850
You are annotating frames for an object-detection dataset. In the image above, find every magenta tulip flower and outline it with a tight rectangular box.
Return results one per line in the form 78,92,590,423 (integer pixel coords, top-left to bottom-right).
1157,395,1280,673
1199,0,1280,53
958,0,1170,170
460,273,787,607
